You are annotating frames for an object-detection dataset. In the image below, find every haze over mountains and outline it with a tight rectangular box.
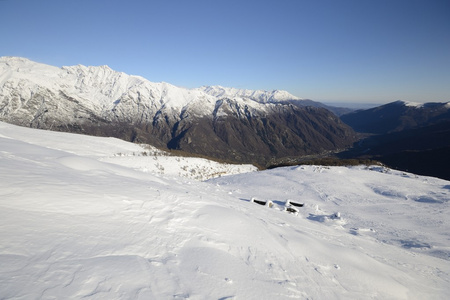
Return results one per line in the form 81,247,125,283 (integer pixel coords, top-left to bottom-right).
0,57,355,166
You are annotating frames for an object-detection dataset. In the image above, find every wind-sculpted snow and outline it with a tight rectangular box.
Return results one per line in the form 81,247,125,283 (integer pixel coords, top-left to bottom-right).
1,122,449,299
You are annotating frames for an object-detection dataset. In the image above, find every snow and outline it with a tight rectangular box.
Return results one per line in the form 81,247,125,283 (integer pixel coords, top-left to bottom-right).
0,122,256,180
403,101,423,108
396,100,424,108
101,154,256,181
0,57,304,121
0,57,218,116
1,122,450,299
199,85,302,103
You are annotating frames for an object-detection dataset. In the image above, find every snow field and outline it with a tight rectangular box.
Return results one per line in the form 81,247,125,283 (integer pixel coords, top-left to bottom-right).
101,154,256,181
1,121,449,299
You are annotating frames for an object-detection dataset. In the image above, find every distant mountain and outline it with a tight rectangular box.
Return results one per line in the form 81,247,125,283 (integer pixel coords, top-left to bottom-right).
339,100,450,180
323,102,382,110
340,100,450,134
0,57,356,166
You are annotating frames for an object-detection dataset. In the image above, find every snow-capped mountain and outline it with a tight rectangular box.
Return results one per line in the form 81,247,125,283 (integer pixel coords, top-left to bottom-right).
0,57,300,120
0,57,356,166
1,121,449,299
198,85,302,103
0,56,216,119
339,100,450,180
341,99,450,134
199,85,353,116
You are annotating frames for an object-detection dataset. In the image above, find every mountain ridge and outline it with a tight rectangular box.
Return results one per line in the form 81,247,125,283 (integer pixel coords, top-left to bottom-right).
0,56,357,166
198,85,302,103
340,99,450,134
339,100,450,180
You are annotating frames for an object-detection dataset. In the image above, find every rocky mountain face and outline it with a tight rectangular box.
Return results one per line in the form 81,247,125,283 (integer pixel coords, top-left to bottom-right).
197,86,354,116
0,57,356,166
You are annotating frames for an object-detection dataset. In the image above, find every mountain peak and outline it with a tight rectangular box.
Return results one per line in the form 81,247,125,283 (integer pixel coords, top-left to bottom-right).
393,100,424,108
0,56,49,70
199,85,302,103
0,57,356,165
392,100,450,109
0,56,31,63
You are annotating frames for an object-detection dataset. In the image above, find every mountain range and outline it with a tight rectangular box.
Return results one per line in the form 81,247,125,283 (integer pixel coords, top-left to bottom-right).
340,100,450,134
0,57,356,166
2,58,449,298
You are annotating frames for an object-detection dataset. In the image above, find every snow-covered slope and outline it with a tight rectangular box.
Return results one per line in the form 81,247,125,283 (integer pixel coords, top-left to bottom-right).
0,57,300,119
1,122,449,299
0,56,217,119
198,85,302,103
0,121,256,180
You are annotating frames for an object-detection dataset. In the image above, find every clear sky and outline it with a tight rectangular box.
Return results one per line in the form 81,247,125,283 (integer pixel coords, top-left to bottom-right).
1,0,449,103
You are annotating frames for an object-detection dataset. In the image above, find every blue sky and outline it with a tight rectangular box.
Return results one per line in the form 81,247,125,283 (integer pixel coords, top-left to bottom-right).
1,0,449,103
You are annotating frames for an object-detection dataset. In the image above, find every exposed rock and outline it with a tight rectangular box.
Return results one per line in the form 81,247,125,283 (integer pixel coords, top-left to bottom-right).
0,56,357,166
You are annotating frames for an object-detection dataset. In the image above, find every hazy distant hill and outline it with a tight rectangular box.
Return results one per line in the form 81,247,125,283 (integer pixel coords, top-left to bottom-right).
339,100,450,180
340,100,450,134
0,57,356,166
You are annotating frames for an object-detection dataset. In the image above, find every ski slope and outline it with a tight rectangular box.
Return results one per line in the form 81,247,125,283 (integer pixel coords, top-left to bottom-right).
0,122,449,299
